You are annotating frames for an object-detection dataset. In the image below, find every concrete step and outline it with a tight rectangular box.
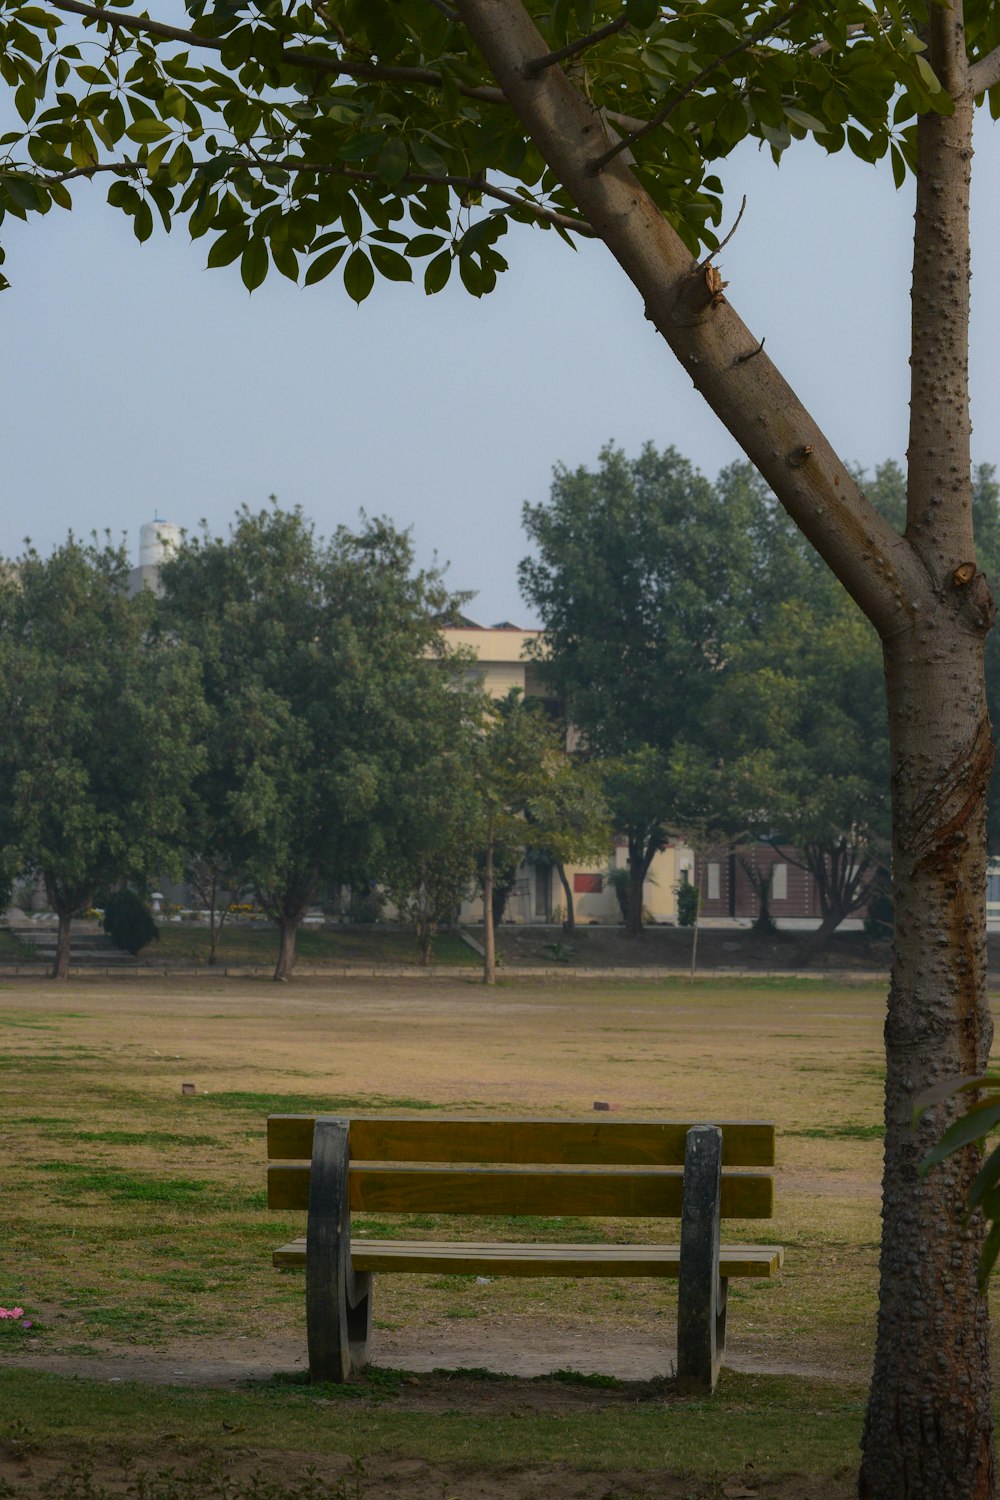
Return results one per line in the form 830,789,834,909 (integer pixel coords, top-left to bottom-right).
4,925,136,963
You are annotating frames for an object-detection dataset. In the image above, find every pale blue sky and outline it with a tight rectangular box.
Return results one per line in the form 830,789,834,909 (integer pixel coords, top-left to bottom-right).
1,120,997,624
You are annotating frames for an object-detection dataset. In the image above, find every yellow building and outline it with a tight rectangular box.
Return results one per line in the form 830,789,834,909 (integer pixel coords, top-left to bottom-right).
446,619,693,927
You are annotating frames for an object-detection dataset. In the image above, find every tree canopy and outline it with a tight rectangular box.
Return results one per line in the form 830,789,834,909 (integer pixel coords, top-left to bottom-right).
0,536,204,978
158,504,464,979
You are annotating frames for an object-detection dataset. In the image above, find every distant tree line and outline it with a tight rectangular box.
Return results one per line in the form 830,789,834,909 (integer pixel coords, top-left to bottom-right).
2,450,996,981
520,445,1000,950
0,505,607,983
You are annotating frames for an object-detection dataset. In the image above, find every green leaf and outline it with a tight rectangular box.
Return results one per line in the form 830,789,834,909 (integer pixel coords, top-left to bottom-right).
423,248,452,294
915,55,945,94
126,118,172,143
785,107,827,134
14,85,36,125
968,1140,1000,1213
405,233,446,258
890,143,907,189
240,236,268,291
458,253,486,297
920,1099,1000,1175
370,244,412,282
340,194,363,245
303,244,346,285
133,198,153,242
376,137,409,186
624,0,659,29
343,247,374,303
410,138,448,176
207,227,247,268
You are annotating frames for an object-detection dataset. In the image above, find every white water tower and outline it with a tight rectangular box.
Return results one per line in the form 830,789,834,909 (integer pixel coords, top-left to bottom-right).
139,519,181,569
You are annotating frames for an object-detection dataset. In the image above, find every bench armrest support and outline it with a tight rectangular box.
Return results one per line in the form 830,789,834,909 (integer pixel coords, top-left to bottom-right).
305,1117,372,1382
676,1124,726,1394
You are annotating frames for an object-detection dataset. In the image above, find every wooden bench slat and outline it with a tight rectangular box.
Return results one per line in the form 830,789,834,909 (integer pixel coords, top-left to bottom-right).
267,1116,776,1167
273,1237,784,1279
268,1162,774,1219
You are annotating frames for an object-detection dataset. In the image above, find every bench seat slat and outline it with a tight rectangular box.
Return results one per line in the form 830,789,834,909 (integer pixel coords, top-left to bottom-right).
273,1237,783,1278
268,1163,773,1219
267,1116,776,1167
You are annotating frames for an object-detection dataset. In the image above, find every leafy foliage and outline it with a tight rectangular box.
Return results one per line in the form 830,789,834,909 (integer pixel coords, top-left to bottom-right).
0,0,978,293
0,535,204,973
101,887,158,954
157,504,466,979
917,1075,1000,1288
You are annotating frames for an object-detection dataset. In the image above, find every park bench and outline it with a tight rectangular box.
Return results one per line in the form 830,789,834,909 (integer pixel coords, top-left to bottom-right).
267,1114,783,1393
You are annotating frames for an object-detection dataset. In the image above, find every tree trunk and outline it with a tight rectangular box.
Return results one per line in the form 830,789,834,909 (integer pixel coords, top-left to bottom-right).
273,913,302,982
455,6,997,1489
556,861,575,934
795,904,847,967
208,872,221,965
859,59,996,1495
626,862,643,936
51,908,72,981
483,823,496,985
859,625,995,1498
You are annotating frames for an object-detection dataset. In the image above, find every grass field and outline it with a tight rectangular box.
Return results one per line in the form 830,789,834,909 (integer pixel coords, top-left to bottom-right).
0,972,986,1497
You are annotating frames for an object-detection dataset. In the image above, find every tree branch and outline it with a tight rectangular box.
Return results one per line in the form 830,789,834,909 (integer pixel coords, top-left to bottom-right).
46,0,509,98
454,0,930,637
589,0,807,173
35,0,647,136
9,156,595,235
970,45,1000,96
525,14,628,77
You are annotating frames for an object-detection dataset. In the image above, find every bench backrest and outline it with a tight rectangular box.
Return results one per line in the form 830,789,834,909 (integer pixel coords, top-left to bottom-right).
267,1116,776,1221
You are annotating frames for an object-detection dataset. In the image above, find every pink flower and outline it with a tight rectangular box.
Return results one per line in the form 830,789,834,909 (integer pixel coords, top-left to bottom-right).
0,1308,25,1320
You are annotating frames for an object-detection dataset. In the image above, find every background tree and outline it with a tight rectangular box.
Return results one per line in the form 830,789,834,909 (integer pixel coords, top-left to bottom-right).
2,0,1000,1489
472,690,609,983
520,446,761,934
0,536,203,979
160,506,463,981
380,707,482,966
692,582,890,959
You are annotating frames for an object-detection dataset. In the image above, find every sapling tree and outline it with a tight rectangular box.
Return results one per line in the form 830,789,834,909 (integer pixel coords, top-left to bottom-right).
1,0,999,1490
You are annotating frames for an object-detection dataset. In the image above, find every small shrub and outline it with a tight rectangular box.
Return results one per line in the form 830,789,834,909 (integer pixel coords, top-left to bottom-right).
102,889,159,955
677,882,700,927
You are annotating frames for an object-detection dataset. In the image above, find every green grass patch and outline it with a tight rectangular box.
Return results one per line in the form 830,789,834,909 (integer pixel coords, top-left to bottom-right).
786,1125,883,1141
146,925,477,969
35,1163,235,1207
198,1091,477,1114
0,1366,867,1477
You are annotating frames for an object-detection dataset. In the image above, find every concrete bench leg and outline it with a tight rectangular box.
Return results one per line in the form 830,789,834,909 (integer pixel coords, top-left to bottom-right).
305,1117,373,1382
676,1124,725,1395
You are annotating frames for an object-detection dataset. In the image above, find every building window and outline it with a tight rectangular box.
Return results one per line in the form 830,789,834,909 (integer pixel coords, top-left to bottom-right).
573,873,603,895
772,863,788,900
707,864,720,900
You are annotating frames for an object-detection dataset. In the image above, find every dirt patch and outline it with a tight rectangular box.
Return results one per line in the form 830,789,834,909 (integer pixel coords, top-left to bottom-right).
0,1441,856,1500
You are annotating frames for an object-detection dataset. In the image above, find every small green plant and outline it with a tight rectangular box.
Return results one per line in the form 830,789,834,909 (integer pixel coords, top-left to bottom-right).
543,941,575,964
676,882,700,928
102,889,159,955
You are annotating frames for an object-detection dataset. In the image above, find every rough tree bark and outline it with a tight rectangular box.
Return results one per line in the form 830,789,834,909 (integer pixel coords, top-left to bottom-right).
273,907,307,982
555,860,575,934
455,1,996,1492
859,8,995,1489
482,820,497,984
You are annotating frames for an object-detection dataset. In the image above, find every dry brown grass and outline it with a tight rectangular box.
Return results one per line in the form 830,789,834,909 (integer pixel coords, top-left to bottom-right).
0,971,904,1387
